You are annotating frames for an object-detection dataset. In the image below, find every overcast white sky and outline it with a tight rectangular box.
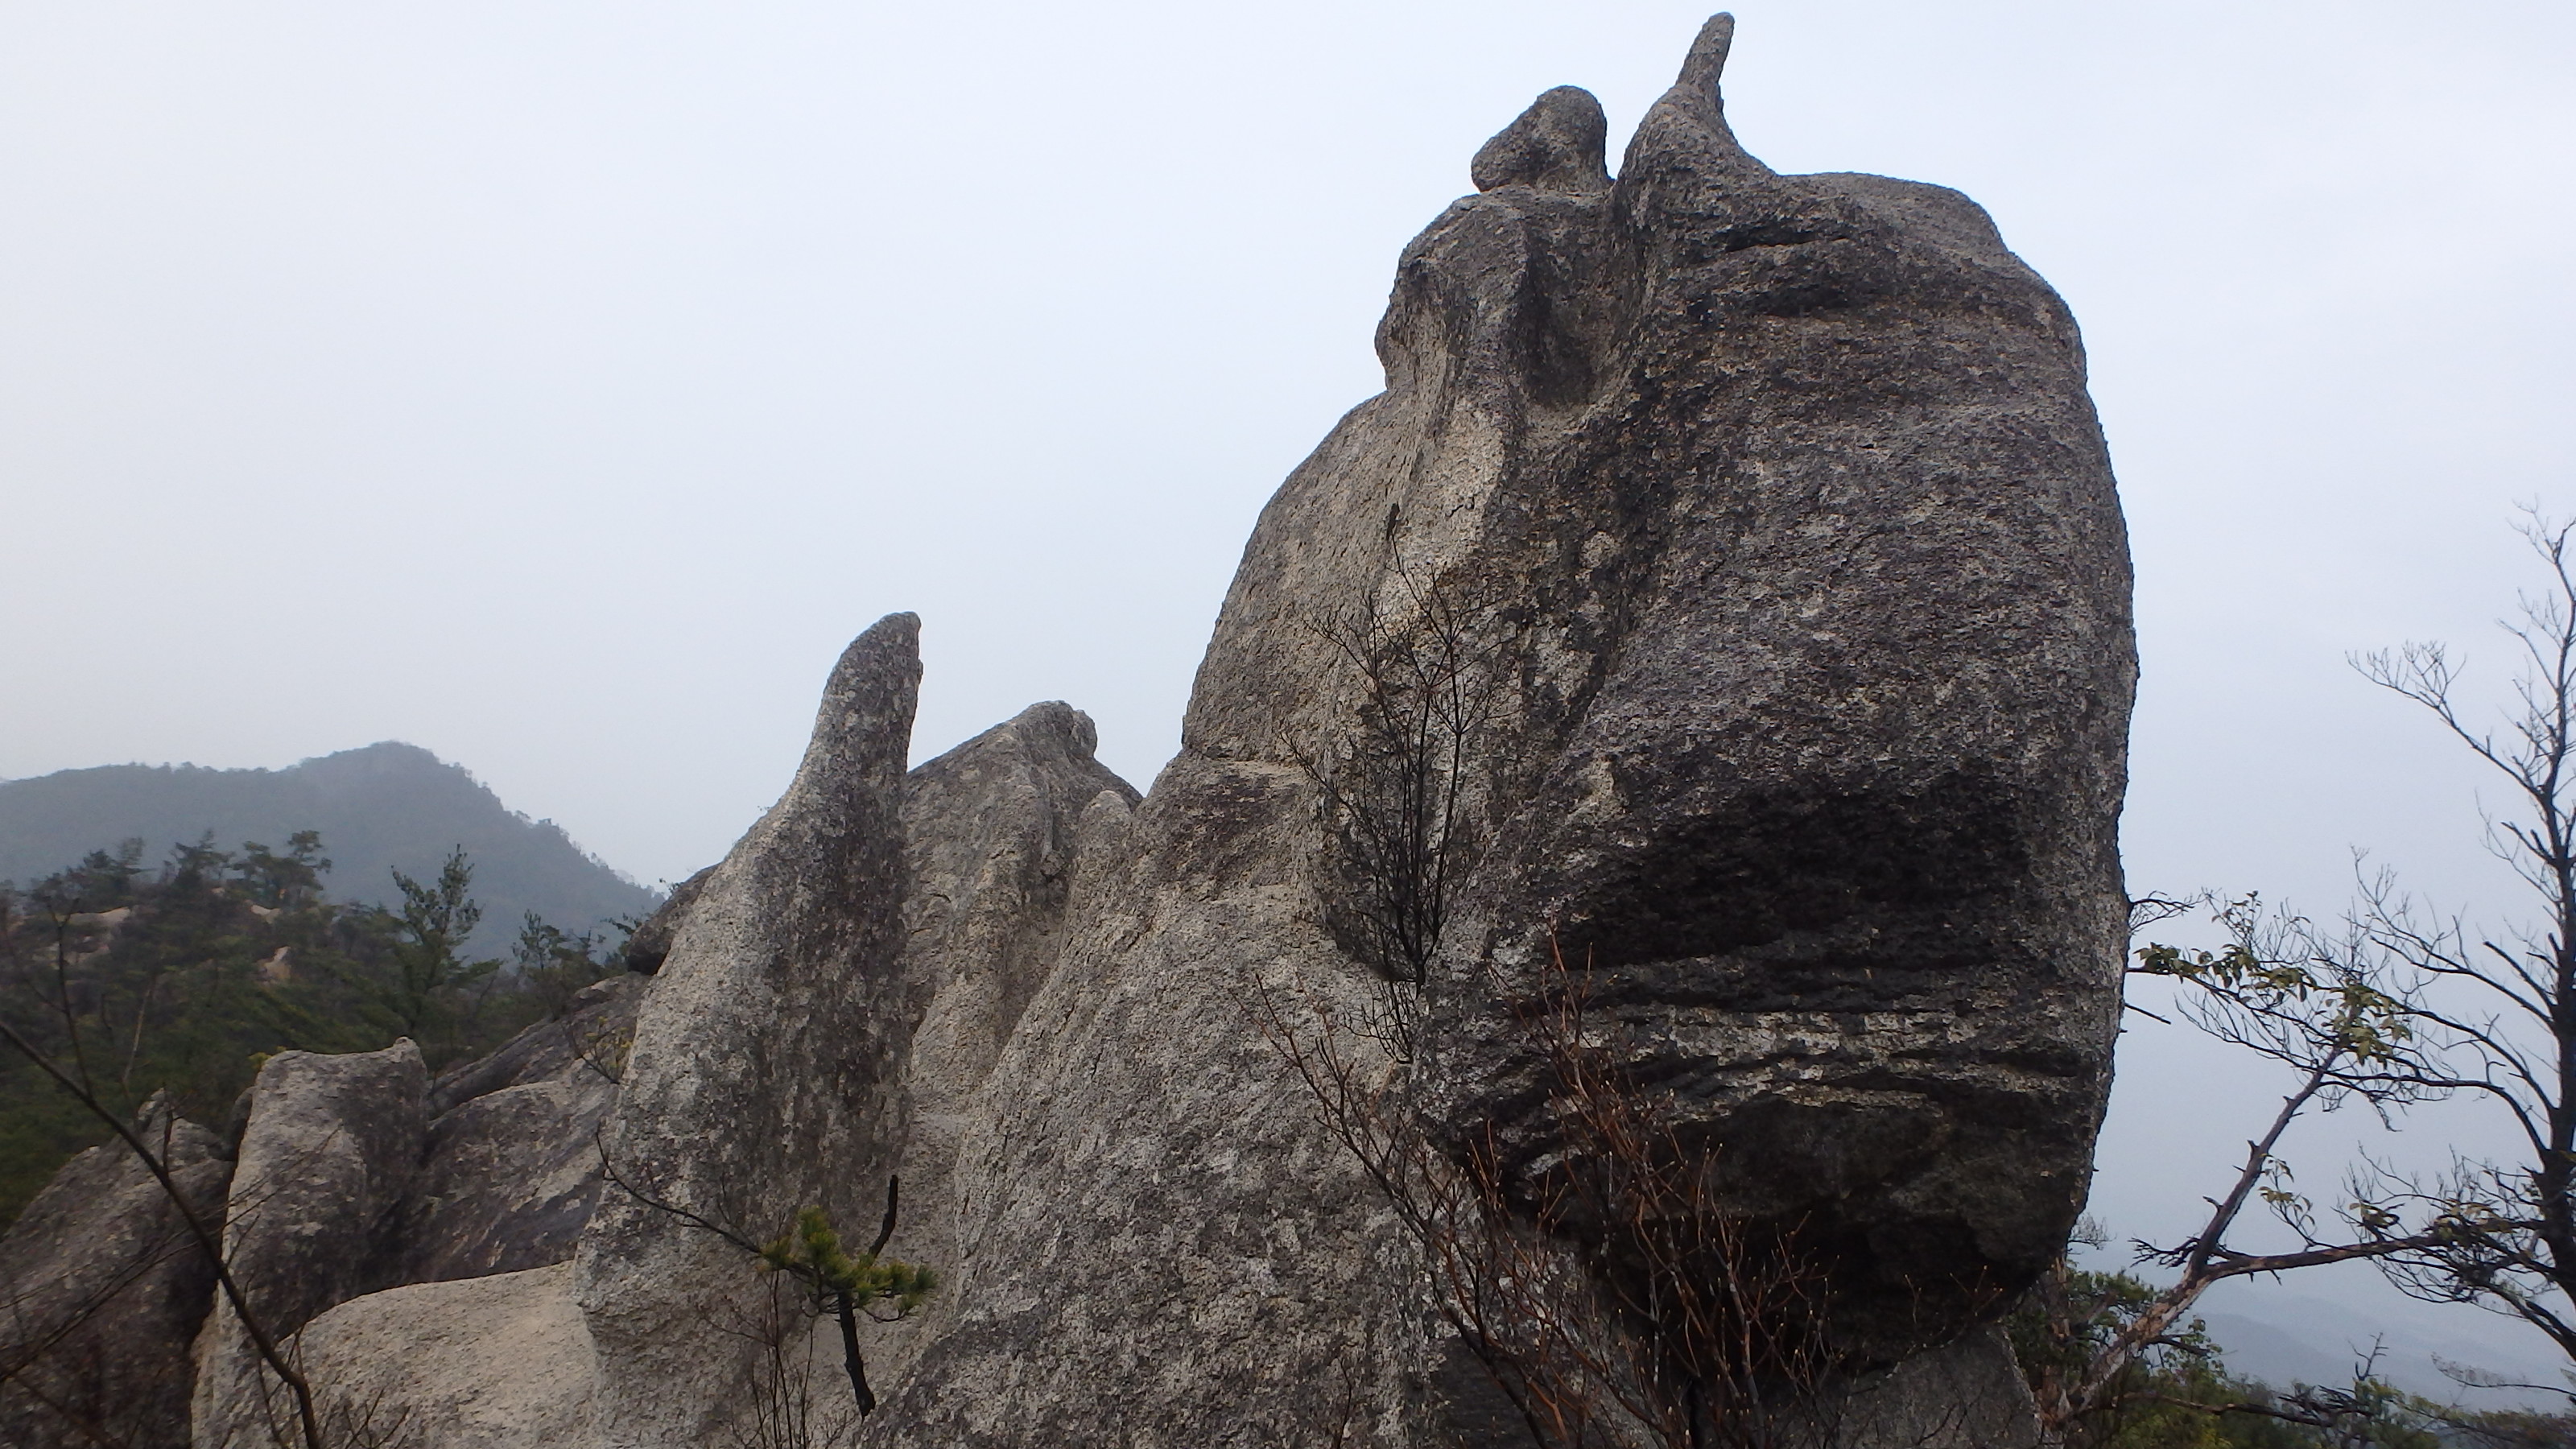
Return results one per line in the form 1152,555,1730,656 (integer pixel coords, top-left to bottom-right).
5,0,2574,1383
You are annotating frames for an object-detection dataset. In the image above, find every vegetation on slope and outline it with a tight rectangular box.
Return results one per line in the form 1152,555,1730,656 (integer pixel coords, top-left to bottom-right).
0,830,626,1226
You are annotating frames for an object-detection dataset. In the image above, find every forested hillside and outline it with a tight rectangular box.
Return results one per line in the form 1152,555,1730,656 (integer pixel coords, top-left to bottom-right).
0,742,658,956
0,832,630,1225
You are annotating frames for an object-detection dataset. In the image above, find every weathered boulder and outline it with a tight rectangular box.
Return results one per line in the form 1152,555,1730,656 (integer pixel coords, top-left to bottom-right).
874,11,2130,1444
398,976,641,1285
279,1262,598,1449
576,613,923,1447
192,1040,426,1449
0,1095,229,1449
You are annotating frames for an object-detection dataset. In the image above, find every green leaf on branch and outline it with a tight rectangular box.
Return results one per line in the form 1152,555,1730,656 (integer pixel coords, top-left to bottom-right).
758,1205,938,1319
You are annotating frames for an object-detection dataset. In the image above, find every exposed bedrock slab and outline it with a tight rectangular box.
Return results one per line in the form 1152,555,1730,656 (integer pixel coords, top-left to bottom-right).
576,613,923,1448
280,1263,598,1449
192,1040,427,1449
0,1096,230,1449
877,11,2132,1444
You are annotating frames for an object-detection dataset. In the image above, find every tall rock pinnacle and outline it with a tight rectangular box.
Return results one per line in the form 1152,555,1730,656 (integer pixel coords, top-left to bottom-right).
579,613,923,1447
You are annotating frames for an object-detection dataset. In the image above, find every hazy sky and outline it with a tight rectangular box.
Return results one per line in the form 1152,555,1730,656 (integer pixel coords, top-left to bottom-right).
6,0,2574,1381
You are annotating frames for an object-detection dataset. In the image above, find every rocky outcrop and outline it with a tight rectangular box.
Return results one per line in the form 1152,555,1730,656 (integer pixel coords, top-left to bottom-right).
54,631,1147,1449
576,613,924,1447
877,11,2130,1443
571,638,1157,1447
0,16,2133,1447
192,1041,426,1449
0,1096,229,1449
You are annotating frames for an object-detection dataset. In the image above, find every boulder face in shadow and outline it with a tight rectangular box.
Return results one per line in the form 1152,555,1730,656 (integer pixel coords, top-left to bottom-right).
399,976,642,1286
0,1096,229,1449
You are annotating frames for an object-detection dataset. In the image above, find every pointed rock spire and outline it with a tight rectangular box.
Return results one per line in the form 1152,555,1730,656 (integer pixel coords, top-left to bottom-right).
800,611,923,791
580,611,921,1447
1622,11,1767,179
1674,11,1735,113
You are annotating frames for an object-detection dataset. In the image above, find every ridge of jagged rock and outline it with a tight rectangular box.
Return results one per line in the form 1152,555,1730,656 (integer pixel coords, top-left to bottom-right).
0,16,2129,1448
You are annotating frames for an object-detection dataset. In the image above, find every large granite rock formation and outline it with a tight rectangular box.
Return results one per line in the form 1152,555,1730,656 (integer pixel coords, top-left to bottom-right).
0,15,2132,1447
1435,17,2133,1341
868,13,2128,1445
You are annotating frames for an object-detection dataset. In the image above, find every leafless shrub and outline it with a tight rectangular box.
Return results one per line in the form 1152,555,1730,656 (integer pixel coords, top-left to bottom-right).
717,1275,861,1449
1294,569,1520,1062
1257,945,1841,1449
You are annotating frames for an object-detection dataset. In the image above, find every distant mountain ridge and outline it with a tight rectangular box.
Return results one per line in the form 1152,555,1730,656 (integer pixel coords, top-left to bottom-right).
0,742,658,956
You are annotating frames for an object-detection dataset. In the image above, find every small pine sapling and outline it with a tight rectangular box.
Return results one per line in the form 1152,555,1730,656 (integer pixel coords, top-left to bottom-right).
753,1188,936,1417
